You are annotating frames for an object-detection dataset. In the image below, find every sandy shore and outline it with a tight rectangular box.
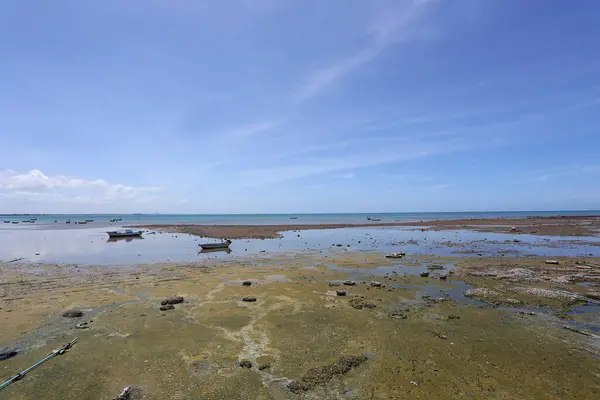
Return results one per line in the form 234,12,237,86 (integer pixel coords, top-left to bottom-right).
1,252,600,399
132,215,600,239
131,222,409,239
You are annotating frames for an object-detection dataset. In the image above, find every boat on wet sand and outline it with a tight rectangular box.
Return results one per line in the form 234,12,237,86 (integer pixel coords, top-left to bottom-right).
386,252,406,259
107,229,143,239
199,239,232,250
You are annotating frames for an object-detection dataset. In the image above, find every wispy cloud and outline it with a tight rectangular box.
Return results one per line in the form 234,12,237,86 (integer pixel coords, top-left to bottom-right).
331,172,355,179
236,134,474,186
222,120,280,140
295,0,437,101
535,165,600,181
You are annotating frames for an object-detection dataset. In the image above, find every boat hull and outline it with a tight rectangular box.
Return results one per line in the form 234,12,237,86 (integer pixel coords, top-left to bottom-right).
199,241,231,250
107,231,143,238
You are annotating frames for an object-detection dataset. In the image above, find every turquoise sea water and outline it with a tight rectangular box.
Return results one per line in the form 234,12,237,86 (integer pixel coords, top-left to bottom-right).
1,210,598,227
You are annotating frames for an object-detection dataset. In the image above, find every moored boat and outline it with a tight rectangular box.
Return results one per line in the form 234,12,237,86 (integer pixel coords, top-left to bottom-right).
386,252,406,259
107,229,143,239
199,239,232,250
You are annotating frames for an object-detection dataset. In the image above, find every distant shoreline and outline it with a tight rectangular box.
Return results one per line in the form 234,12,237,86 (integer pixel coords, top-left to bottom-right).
131,215,600,239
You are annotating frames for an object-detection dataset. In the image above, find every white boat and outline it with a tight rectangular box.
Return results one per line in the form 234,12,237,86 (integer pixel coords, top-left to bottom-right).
107,229,143,238
199,240,232,250
386,252,406,259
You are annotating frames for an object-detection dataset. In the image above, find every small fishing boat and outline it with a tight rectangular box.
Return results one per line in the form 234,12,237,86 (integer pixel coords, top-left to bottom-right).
3,221,9,223
199,247,232,254
289,216,298,219
107,229,143,239
386,252,406,259
77,221,87,224
66,220,71,224
199,239,232,250
12,221,19,224
85,219,94,222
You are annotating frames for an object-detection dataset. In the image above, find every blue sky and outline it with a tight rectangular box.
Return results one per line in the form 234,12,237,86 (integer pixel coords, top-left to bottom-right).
1,0,599,213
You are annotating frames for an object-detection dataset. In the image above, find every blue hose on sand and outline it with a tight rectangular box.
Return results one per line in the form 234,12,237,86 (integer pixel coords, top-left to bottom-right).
0,337,78,391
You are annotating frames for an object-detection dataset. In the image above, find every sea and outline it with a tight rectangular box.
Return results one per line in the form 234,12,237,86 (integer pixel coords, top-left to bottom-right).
1,210,599,227
1,211,599,265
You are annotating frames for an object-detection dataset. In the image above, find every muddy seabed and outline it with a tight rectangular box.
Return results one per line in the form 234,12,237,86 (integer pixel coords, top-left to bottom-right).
1,252,599,400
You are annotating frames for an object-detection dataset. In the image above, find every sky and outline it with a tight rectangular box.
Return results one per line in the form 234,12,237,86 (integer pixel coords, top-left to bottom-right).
1,0,599,214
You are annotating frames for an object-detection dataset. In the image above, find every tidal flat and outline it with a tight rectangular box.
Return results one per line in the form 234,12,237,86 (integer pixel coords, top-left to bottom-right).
1,251,599,399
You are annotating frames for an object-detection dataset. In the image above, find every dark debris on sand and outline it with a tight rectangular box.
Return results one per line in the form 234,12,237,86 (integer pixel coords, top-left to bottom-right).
349,298,376,310
287,355,368,394
62,309,84,318
161,296,184,305
0,347,19,361
113,386,143,400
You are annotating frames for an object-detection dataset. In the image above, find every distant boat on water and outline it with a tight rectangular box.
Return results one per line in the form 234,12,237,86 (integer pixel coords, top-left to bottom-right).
199,240,232,250
3,221,9,223
66,220,71,224
107,229,143,239
290,216,298,219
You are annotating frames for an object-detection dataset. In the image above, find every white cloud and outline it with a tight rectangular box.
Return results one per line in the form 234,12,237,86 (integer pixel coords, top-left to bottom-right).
0,169,161,205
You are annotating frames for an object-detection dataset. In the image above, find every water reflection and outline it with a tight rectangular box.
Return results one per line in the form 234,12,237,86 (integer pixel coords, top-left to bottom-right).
1,225,600,265
106,236,145,243
199,247,232,254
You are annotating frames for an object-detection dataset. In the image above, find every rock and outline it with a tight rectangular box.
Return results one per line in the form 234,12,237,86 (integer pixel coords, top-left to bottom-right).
432,332,448,340
388,312,407,319
161,296,184,305
0,347,19,361
328,282,341,287
159,304,175,311
287,355,367,394
75,321,89,329
517,311,536,316
343,280,356,286
439,275,448,280
427,264,445,270
545,260,559,265
448,315,460,320
420,272,429,277
258,363,271,371
349,298,376,310
336,290,347,296
239,360,253,368
242,296,257,302
510,227,517,232
423,296,448,304
62,309,84,318
242,281,252,286
370,281,382,287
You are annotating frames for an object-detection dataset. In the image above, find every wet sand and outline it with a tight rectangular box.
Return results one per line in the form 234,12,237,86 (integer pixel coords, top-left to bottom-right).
131,223,411,239
2,252,600,399
401,215,600,237
132,215,600,239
